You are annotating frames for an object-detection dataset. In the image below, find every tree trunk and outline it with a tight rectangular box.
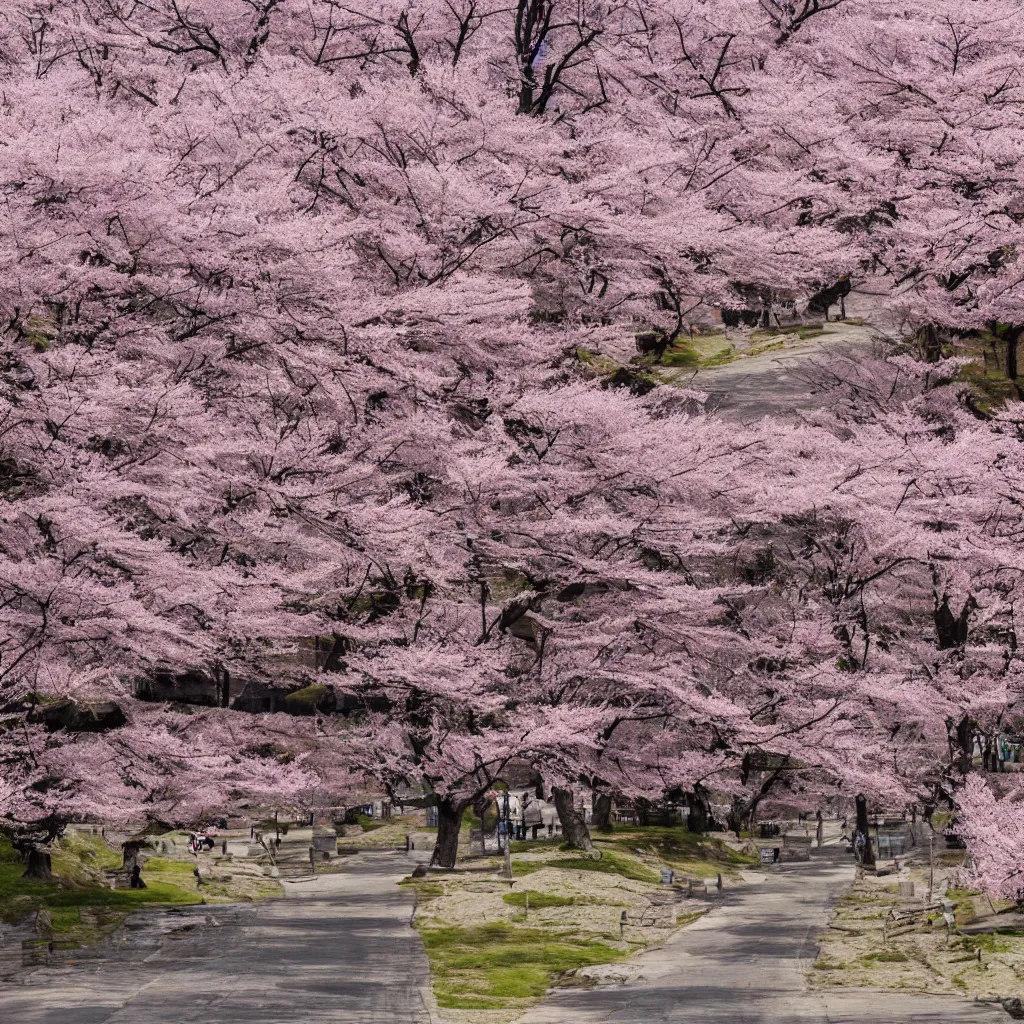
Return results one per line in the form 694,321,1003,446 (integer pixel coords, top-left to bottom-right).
949,715,975,779
122,842,147,888
216,664,231,708
431,797,466,868
727,795,747,837
855,794,875,868
552,787,593,851
686,785,714,834
918,324,942,363
591,791,612,832
23,848,52,880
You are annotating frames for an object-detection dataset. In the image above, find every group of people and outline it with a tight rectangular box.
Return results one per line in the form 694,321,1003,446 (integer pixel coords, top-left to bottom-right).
188,831,215,856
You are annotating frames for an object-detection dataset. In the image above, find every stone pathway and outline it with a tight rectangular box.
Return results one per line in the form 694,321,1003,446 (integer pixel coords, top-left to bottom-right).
0,852,434,1024
518,850,1003,1024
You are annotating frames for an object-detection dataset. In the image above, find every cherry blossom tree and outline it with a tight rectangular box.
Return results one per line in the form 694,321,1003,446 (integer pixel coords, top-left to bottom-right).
3,0,1024,879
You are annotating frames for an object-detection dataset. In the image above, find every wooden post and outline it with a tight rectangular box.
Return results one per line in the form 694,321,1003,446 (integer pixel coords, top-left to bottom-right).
929,834,935,891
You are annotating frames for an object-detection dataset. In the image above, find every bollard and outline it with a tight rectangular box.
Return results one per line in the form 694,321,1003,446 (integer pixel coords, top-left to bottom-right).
716,873,723,893
222,840,227,856
620,910,627,938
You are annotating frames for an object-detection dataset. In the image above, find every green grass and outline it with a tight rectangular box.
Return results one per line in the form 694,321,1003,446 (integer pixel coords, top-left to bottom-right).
699,347,738,367
658,347,699,368
960,933,1012,953
548,850,660,884
509,837,562,854
945,887,981,900
142,857,196,874
282,684,328,709
599,826,758,878
352,813,388,832
946,328,1022,415
511,861,544,877
838,892,889,906
747,339,786,357
398,878,445,903
419,922,625,1010
0,836,202,945
503,890,578,909
861,950,908,962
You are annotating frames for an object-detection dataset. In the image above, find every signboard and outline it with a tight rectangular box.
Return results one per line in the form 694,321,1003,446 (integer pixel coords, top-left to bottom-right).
760,847,777,865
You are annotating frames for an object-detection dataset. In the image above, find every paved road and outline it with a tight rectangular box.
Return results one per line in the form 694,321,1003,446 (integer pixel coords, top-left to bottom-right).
520,850,1003,1024
693,289,895,419
0,852,434,1024
2,846,1006,1024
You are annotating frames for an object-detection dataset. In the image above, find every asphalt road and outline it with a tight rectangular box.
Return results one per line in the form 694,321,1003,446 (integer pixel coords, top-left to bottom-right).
692,289,895,420
0,852,434,1024
519,849,1003,1024
1,846,1006,1024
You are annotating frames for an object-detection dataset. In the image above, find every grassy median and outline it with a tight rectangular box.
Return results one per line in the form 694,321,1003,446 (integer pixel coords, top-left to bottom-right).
406,825,741,1020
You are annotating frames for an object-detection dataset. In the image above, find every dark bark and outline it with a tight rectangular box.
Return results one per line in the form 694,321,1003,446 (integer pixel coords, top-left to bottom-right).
591,791,612,832
552,787,593,851
728,756,790,836
918,324,942,363
816,810,824,848
122,842,147,887
726,796,747,836
993,323,1024,381
934,596,975,650
948,714,975,779
23,848,52,880
215,664,231,708
855,794,875,868
431,796,466,868
686,784,715,834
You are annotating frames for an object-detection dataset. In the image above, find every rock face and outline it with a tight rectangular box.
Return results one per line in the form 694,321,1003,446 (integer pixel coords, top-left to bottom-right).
283,685,337,716
31,699,126,733
134,671,387,716
135,670,223,707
